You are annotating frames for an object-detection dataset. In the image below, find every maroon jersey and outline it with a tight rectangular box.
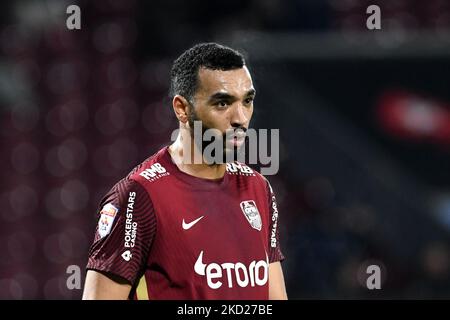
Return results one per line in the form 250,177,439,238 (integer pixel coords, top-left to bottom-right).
87,146,284,299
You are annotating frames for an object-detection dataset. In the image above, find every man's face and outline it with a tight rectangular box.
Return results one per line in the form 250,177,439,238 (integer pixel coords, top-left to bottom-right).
188,66,255,159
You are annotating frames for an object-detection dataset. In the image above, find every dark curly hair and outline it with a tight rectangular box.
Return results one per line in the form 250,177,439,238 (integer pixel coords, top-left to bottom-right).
169,43,246,105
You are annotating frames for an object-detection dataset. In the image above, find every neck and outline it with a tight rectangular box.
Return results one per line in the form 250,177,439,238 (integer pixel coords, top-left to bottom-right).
168,129,226,180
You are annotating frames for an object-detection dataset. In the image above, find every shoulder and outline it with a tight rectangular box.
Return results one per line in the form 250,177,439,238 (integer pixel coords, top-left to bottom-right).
125,147,171,185
226,161,271,191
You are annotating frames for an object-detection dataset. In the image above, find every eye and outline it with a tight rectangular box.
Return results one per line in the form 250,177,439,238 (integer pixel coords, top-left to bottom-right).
216,101,229,108
244,97,254,105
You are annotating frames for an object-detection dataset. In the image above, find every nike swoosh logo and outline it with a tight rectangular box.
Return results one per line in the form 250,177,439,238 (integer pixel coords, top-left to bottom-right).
182,216,204,230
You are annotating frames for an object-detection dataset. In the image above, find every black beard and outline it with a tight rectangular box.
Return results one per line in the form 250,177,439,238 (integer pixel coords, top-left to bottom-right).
188,108,245,163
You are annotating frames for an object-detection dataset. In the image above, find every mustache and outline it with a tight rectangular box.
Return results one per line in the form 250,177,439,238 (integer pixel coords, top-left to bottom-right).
224,126,247,137
199,126,248,139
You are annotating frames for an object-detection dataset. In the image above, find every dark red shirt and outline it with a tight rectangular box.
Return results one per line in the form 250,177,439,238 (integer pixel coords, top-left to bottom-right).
87,146,284,299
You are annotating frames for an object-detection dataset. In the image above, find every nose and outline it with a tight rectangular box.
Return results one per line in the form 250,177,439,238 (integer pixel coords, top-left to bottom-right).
230,103,249,127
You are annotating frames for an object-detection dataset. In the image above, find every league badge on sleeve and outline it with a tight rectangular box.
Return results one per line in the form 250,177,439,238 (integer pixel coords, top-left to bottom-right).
98,203,118,238
240,200,262,231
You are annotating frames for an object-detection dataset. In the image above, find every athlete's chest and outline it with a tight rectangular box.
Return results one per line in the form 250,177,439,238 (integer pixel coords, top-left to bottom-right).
148,178,270,262
140,175,271,293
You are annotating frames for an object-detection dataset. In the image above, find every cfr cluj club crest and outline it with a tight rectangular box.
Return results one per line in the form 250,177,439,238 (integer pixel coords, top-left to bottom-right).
240,200,262,231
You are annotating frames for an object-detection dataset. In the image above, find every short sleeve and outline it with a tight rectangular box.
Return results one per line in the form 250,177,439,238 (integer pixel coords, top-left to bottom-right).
265,179,285,263
86,178,156,285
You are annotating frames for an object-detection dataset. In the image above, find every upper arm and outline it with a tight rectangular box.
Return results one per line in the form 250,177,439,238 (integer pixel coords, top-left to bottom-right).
265,178,287,299
84,178,156,298
82,270,132,300
269,261,288,300
265,178,285,263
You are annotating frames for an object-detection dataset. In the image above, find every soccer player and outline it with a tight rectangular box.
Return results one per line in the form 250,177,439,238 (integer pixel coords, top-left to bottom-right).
82,43,287,300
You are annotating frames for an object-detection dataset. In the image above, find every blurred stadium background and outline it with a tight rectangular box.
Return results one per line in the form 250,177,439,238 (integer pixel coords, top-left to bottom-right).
0,0,449,299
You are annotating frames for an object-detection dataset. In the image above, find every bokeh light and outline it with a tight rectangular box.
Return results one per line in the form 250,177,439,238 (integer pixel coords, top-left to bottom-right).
8,185,38,221
60,179,90,212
